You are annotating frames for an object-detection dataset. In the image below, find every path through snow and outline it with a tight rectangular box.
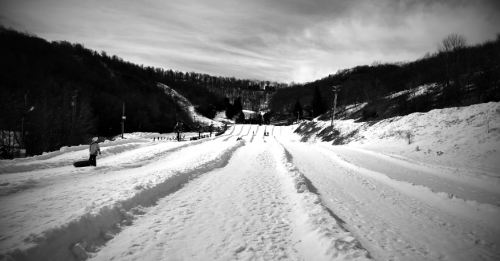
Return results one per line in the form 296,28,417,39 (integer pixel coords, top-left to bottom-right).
91,134,368,260
1,104,499,261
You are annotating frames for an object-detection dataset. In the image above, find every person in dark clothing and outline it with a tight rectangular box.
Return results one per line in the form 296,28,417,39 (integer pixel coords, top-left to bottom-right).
89,137,101,166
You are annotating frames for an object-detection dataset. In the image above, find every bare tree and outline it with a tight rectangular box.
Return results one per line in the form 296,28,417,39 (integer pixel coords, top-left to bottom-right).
438,34,468,106
439,34,467,53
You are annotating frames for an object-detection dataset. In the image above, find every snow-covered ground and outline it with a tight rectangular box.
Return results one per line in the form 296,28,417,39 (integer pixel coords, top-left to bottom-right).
158,83,223,127
339,83,437,117
0,102,499,261
383,83,437,101
213,111,234,125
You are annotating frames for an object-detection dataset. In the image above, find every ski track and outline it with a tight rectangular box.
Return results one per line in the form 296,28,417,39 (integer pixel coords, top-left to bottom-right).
278,139,500,261
1,123,499,261
0,131,239,260
91,140,301,260
317,145,500,206
90,131,368,261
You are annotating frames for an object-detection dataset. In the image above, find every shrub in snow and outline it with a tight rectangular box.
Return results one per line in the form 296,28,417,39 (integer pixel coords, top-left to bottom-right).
71,243,88,261
297,184,307,193
122,219,133,226
361,104,377,120
103,232,114,241
415,146,420,151
131,206,147,215
406,131,414,144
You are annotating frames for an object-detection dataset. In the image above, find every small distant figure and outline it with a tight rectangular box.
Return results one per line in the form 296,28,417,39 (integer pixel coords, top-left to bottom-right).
89,137,101,166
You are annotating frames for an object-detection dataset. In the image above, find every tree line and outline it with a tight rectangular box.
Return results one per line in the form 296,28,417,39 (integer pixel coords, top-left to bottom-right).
0,26,288,156
1,26,499,156
0,27,198,155
270,33,500,121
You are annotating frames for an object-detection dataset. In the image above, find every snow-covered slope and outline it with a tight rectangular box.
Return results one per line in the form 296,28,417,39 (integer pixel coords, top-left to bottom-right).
157,83,222,127
0,102,498,261
297,102,500,177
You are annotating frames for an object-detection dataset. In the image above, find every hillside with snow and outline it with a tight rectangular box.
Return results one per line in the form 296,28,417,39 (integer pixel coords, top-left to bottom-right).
158,83,223,127
296,102,500,178
0,102,499,261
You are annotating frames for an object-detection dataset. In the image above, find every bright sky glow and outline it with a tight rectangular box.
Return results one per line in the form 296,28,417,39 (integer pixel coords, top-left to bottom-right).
1,0,499,83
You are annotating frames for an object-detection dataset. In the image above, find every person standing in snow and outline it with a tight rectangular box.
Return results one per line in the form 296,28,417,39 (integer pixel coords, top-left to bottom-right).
89,137,101,166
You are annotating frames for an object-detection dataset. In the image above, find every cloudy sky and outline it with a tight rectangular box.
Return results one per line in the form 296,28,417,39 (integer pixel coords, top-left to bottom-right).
1,0,499,83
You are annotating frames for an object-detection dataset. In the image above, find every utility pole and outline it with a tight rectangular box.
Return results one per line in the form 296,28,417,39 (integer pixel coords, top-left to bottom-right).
20,93,34,157
20,93,27,156
70,90,78,137
331,85,341,127
121,102,126,139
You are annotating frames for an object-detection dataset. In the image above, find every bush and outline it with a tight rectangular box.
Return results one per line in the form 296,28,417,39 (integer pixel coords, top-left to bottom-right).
361,105,378,120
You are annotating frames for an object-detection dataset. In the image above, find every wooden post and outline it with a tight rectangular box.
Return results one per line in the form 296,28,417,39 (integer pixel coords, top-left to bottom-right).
121,102,125,139
331,86,340,127
21,93,26,149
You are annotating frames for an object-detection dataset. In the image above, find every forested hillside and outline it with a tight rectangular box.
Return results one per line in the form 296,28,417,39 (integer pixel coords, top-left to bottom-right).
1,26,499,156
270,34,500,121
0,27,287,156
0,28,208,155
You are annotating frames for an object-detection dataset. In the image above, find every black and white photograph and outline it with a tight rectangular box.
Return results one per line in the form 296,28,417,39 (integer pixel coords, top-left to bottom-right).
1,0,499,260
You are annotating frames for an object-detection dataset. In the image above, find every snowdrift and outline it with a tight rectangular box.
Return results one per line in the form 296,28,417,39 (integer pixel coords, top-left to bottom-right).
0,131,239,260
295,102,500,177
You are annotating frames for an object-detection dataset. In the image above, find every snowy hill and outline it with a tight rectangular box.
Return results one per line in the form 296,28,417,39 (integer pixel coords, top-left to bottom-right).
296,102,500,177
0,103,499,261
158,83,223,127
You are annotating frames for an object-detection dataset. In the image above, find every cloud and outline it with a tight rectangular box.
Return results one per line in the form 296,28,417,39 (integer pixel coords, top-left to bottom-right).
1,0,499,83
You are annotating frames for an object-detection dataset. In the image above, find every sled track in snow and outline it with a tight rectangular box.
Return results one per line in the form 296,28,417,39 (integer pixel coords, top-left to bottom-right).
2,140,245,261
273,139,372,259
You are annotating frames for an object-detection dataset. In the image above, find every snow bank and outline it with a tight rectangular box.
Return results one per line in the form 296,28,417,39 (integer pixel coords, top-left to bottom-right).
272,140,371,260
296,102,500,178
317,146,500,230
0,132,240,260
0,139,150,174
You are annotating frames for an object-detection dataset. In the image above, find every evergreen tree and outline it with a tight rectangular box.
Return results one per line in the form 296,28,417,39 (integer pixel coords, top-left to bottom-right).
310,86,326,117
233,97,243,114
236,112,245,123
263,112,272,124
293,99,303,120
257,113,263,125
224,97,235,119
